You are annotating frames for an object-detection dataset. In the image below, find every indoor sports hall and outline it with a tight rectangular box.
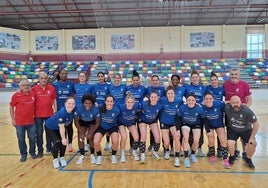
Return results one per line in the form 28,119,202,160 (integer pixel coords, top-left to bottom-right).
0,1,268,188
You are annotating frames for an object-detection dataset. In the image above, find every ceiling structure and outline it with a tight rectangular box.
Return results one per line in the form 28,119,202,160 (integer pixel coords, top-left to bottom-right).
0,0,268,31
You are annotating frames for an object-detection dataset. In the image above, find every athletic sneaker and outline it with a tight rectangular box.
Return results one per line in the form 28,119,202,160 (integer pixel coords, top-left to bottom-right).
245,158,255,170
170,148,175,156
209,156,216,164
53,158,60,169
152,151,160,160
76,155,85,165
120,152,126,163
234,149,240,159
90,154,96,164
222,159,231,169
111,155,117,164
140,153,146,164
164,151,170,160
59,157,67,167
96,156,103,165
174,157,180,167
104,142,111,150
67,144,73,152
132,150,140,161
191,154,198,163
184,157,191,168
198,148,204,157
20,156,27,162
242,152,247,161
84,143,90,151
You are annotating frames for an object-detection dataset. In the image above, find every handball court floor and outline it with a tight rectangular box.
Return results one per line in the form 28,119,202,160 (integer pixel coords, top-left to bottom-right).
0,89,268,188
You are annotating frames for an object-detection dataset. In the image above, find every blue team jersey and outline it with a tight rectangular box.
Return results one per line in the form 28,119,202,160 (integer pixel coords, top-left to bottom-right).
53,80,74,110
126,85,147,106
74,104,100,121
74,83,91,106
147,86,166,99
177,103,204,126
174,86,186,101
45,107,74,130
160,98,183,125
202,101,225,128
108,84,127,106
91,83,110,106
184,84,206,104
118,103,139,126
206,85,224,101
100,106,120,130
139,101,163,124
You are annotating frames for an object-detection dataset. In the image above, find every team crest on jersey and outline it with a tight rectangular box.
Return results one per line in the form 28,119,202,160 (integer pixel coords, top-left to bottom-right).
67,85,70,88
214,108,217,112
59,118,63,122
195,113,198,116
112,113,115,117
240,114,243,118
176,105,178,108
236,88,239,92
90,114,93,118
132,110,135,114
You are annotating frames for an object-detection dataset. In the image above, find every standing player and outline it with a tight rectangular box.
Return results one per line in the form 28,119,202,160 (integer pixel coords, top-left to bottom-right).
53,69,75,152
118,92,140,162
160,86,183,167
177,93,205,168
147,75,165,152
206,71,224,157
202,92,230,168
126,70,147,152
93,95,120,165
91,71,111,151
45,97,76,168
184,70,206,157
32,72,57,157
138,91,162,163
74,71,92,151
74,94,100,165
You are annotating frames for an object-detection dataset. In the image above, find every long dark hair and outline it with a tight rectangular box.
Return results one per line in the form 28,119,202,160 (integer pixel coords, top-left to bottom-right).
100,94,114,113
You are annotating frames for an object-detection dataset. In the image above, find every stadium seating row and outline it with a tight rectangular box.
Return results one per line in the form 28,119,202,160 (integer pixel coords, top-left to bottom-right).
1,58,268,88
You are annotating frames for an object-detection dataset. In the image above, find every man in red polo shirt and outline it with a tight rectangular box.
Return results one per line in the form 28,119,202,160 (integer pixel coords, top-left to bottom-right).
32,72,57,156
10,79,37,162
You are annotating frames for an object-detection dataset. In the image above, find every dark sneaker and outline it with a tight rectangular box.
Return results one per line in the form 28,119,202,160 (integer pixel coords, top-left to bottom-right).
245,158,255,170
20,156,27,162
234,150,240,160
228,156,235,165
31,154,38,159
242,152,247,161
